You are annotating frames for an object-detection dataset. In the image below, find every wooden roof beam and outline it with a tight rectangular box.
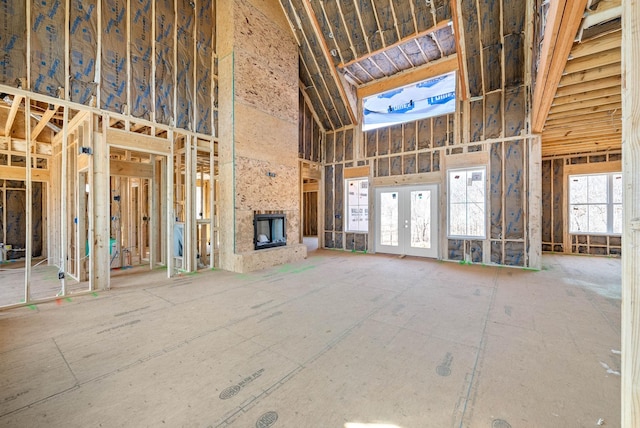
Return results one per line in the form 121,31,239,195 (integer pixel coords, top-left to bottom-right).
532,0,589,133
357,54,458,98
563,47,620,75
551,85,620,106
545,101,621,120
554,75,621,97
548,94,621,114
338,20,450,69
302,0,356,124
450,0,468,100
544,111,621,127
569,29,620,59
31,104,59,142
558,61,620,86
4,95,23,137
299,80,327,133
543,133,621,145
541,141,621,157
543,124,621,139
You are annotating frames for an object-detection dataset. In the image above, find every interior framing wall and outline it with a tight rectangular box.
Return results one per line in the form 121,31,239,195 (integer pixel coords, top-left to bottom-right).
0,0,218,138
542,150,622,256
0,0,219,307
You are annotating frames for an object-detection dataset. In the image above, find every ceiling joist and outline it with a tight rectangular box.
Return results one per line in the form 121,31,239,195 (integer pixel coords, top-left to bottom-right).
301,0,356,125
31,105,59,142
4,95,23,137
532,0,589,133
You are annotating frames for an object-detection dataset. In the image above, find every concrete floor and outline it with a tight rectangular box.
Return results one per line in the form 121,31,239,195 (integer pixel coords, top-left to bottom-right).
0,249,621,427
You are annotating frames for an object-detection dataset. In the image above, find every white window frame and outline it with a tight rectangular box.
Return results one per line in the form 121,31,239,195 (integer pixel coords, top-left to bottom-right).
568,171,622,235
447,166,487,239
345,177,369,233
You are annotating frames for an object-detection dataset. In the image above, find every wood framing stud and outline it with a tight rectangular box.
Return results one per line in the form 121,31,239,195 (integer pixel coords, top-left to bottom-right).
621,0,640,425
4,96,23,137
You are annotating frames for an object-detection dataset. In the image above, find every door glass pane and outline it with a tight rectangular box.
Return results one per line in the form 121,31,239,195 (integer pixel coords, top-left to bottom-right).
410,190,431,248
449,203,467,236
380,192,398,246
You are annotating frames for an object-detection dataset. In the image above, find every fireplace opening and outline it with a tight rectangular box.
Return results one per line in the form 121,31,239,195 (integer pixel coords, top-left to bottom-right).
254,214,287,250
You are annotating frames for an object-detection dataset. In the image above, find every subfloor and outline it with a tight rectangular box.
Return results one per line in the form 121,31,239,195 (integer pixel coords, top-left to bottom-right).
0,250,621,427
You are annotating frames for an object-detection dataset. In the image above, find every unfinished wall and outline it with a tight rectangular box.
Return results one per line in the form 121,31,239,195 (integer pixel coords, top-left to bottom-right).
218,0,306,273
323,126,367,251
0,1,217,134
0,181,43,259
455,0,536,268
321,0,538,268
323,114,453,253
298,92,322,163
542,151,622,256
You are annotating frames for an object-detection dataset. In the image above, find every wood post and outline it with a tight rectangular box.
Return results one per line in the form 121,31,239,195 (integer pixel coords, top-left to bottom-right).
93,115,110,290
24,100,32,301
621,0,640,425
60,107,68,294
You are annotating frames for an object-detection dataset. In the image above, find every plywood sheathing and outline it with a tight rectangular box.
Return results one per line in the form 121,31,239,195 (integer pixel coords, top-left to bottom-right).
218,0,307,273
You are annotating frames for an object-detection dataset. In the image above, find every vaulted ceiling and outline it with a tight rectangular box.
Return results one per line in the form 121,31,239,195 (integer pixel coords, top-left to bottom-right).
536,0,622,156
281,0,623,157
280,0,458,131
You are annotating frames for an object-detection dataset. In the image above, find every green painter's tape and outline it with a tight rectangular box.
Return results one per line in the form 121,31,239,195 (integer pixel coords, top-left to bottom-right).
28,304,37,310
291,265,316,274
277,264,294,273
92,292,98,297
66,298,72,302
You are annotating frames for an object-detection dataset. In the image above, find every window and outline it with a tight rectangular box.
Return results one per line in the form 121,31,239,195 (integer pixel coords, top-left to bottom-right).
346,178,369,232
569,172,622,234
362,71,456,131
448,167,486,238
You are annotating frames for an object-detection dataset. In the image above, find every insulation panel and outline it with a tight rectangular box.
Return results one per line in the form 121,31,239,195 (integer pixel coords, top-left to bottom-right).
130,0,152,119
70,0,97,104
31,0,65,97
0,1,26,86
101,0,127,112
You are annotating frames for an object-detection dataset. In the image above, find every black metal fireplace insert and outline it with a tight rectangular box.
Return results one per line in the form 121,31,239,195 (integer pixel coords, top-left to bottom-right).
254,214,286,250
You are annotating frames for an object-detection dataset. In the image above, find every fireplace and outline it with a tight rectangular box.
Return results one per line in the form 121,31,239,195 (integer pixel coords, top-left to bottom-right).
254,213,286,250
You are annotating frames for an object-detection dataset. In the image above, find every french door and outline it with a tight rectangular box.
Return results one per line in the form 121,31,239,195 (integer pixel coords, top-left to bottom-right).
375,185,438,258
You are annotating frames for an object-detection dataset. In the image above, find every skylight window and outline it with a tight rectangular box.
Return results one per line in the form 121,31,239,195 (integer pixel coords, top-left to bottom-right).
362,71,456,131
